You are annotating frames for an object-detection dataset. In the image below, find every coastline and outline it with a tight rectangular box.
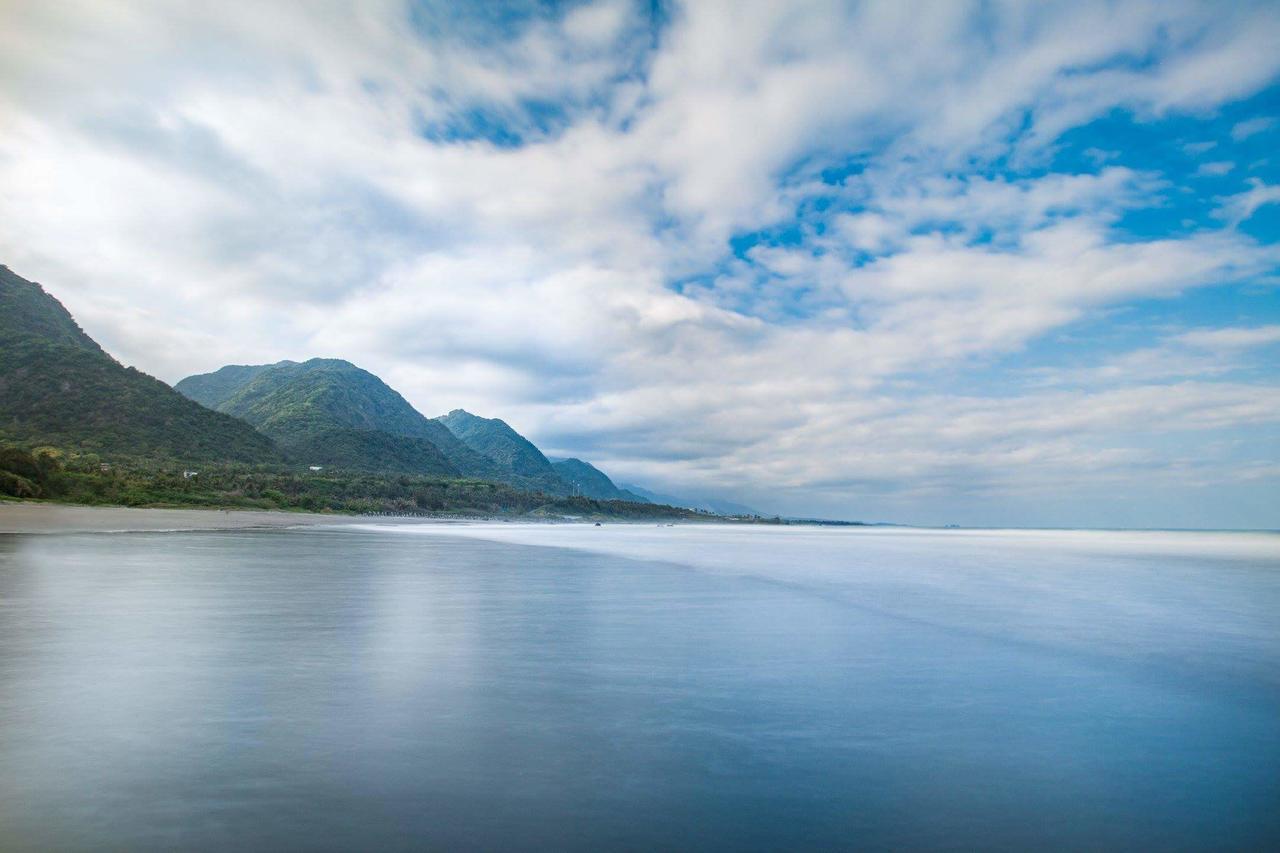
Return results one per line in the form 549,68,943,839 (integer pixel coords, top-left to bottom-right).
0,499,734,535
0,502,354,534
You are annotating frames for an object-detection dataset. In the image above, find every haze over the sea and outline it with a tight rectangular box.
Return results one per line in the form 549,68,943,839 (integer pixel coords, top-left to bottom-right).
1,1,1277,527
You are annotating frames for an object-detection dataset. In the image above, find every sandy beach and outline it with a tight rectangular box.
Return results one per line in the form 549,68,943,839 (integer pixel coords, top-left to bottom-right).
0,502,351,534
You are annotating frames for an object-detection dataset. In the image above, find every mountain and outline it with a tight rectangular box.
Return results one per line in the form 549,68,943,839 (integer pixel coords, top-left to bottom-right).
0,263,738,510
183,358,440,443
0,265,280,463
619,483,689,509
284,428,458,477
698,497,761,516
177,358,491,477
619,482,761,516
436,409,570,496
178,365,657,499
551,458,649,502
174,361,295,410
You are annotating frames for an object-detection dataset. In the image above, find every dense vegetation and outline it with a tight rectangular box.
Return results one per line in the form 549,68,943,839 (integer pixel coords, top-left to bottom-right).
201,359,442,442
0,266,280,463
0,446,706,519
284,428,459,477
0,446,62,499
436,409,570,495
0,266,103,351
172,361,287,409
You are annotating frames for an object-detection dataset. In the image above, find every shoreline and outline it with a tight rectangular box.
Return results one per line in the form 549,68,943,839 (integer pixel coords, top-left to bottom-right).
0,502,358,534
0,502,674,534
4,501,1273,537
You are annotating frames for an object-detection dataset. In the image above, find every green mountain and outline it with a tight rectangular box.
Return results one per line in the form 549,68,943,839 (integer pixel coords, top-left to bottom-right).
185,358,438,443
551,457,649,502
0,265,280,463
0,258,727,512
174,361,294,410
436,409,571,496
284,428,458,477
176,358,493,478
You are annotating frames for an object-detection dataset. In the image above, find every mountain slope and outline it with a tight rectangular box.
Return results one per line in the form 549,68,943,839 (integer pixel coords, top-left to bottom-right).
212,358,439,443
0,266,102,352
284,428,458,477
0,265,280,462
177,358,493,477
175,361,294,410
436,409,570,496
551,457,649,502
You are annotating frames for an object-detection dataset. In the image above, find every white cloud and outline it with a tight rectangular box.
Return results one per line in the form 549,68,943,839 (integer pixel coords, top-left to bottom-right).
1214,178,1280,225
1031,324,1280,387
1231,116,1277,141
0,0,1278,524
1194,161,1234,177
1175,324,1280,349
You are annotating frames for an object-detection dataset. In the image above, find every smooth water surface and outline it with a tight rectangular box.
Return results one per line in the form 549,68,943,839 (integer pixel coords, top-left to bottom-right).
1,523,1278,850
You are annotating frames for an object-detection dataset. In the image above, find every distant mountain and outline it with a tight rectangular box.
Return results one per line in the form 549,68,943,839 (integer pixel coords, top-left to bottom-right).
177,358,490,478
699,497,761,516
0,265,280,463
618,483,686,508
551,458,649,502
619,482,761,516
436,409,570,496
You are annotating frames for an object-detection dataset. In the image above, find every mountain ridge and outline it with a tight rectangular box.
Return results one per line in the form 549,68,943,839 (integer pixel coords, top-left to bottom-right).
0,265,280,463
175,361,296,410
2,262,740,512
177,358,498,478
436,409,570,496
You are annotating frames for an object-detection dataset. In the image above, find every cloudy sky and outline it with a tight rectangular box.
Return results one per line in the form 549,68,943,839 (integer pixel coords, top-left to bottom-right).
2,1,1278,527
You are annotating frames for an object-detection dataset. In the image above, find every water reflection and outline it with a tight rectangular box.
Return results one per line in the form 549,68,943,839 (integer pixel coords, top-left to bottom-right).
1,527,1277,850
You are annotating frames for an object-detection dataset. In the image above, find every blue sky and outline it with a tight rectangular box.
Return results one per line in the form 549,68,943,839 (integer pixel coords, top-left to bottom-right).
1,0,1278,527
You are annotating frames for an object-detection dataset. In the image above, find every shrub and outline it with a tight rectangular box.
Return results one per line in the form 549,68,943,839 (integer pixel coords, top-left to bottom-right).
0,470,40,498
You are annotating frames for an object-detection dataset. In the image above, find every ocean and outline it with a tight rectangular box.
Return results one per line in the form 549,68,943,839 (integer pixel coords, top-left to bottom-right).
1,522,1277,849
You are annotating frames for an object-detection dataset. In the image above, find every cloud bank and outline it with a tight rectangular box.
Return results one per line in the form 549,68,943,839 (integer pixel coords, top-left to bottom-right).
1,0,1278,526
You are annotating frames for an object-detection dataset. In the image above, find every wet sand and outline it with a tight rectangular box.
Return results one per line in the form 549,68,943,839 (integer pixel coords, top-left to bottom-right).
0,502,351,534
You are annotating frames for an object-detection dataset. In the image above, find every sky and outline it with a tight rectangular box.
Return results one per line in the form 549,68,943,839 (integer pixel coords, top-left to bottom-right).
1,0,1278,528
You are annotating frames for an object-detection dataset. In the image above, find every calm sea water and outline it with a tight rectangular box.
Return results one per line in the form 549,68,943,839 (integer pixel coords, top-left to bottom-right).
1,523,1278,850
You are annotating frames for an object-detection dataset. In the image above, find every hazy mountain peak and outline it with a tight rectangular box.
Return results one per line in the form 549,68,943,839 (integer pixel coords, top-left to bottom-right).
551,457,648,503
